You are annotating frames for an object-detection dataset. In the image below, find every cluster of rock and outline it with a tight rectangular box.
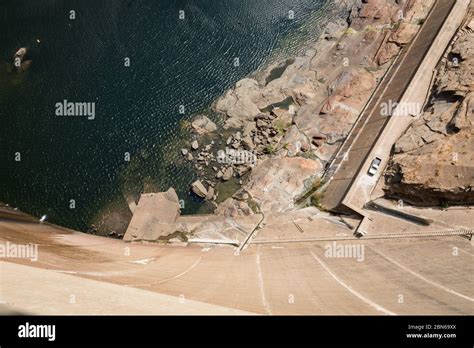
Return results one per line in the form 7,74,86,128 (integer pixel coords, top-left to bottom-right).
190,115,217,134
174,0,436,220
184,131,221,203
180,0,434,216
350,0,433,30
118,0,442,244
384,26,474,206
123,188,263,244
183,115,258,203
183,137,217,170
344,0,435,66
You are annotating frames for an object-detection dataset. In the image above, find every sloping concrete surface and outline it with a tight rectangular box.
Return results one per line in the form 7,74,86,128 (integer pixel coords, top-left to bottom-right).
0,262,252,315
1,217,472,315
123,190,181,242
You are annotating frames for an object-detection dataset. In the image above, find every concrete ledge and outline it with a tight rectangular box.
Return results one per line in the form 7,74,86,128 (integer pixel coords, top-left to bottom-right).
364,201,433,226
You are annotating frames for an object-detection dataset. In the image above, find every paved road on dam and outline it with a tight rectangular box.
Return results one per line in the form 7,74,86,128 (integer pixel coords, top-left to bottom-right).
321,0,457,212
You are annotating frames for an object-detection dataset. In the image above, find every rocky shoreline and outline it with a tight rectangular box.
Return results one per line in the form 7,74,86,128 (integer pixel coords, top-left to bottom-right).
4,1,471,242
86,0,461,242
179,0,435,219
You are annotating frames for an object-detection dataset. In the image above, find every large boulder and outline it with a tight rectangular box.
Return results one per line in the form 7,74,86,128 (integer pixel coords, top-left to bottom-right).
376,11,426,66
389,22,419,46
385,130,474,206
404,0,436,23
191,115,217,134
123,189,181,242
293,68,375,143
222,167,234,181
385,44,474,206
280,125,311,157
321,68,376,113
191,180,208,198
215,78,262,129
245,157,323,213
436,34,474,96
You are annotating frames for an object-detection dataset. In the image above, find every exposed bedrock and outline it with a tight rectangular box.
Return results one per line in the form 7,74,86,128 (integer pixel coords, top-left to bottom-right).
384,31,474,206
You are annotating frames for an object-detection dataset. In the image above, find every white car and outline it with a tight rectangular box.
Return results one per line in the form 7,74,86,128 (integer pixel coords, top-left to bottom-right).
368,157,382,176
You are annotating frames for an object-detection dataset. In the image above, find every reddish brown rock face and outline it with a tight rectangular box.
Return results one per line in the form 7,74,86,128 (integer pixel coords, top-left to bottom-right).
359,0,384,19
351,0,399,29
389,22,420,45
376,22,422,66
384,32,474,206
377,42,400,66
320,68,376,118
246,157,322,213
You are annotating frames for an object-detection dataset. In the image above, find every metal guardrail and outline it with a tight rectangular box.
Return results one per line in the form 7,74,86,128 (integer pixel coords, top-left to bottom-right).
250,229,473,244
187,238,240,247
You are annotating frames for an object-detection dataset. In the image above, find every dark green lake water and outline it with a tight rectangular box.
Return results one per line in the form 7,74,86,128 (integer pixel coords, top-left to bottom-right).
0,0,334,232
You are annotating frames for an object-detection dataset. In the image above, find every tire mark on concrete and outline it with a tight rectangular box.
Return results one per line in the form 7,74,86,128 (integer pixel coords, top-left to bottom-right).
127,256,202,287
310,251,396,315
369,247,473,303
256,246,272,314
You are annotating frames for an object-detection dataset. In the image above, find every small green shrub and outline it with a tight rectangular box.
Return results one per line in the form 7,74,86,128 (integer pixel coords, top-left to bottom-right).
264,144,277,155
